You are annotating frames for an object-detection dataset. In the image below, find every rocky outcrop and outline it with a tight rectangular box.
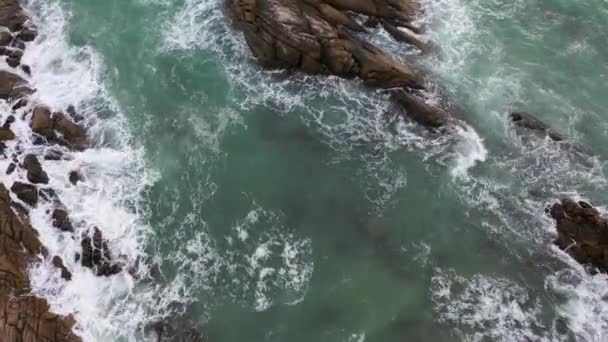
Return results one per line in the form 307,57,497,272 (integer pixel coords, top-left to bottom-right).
229,0,456,128
0,184,81,341
31,106,88,151
548,199,608,274
0,1,120,340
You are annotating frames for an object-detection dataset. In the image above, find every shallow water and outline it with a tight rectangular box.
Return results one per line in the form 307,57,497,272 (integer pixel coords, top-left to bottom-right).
13,0,608,341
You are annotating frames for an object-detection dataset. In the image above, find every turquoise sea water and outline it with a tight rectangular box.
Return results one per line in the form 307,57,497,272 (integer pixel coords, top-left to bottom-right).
19,0,608,341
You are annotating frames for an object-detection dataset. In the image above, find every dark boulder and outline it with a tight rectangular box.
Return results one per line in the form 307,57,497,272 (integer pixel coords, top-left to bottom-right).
5,162,15,174
23,154,49,184
52,209,74,232
10,181,38,206
548,199,608,273
31,105,53,134
68,170,82,185
0,70,32,100
5,56,18,67
20,64,30,75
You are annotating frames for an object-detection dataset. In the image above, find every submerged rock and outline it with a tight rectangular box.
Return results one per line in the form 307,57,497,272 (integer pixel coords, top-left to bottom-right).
81,227,123,277
510,112,564,141
548,199,608,273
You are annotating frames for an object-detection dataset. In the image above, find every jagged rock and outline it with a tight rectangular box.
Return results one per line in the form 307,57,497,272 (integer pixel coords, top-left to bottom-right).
229,0,453,127
51,209,74,232
0,70,31,99
548,199,608,274
23,154,49,184
0,126,14,140
51,256,72,281
10,181,38,206
230,0,420,88
81,227,122,277
510,112,564,141
0,183,81,342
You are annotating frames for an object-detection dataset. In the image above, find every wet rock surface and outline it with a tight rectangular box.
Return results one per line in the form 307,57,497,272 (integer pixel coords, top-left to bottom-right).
229,0,456,127
0,1,116,340
81,227,123,277
0,184,80,341
549,199,608,274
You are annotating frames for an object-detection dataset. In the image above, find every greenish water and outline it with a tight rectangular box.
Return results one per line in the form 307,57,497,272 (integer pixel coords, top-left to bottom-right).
22,0,608,341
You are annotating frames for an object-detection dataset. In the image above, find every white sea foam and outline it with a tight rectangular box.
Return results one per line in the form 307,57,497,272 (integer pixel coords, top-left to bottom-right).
0,1,174,341
166,200,314,313
431,269,550,342
450,125,488,179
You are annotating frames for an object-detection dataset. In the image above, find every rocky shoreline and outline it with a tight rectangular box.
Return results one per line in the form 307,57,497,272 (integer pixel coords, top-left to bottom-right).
0,1,124,340
229,0,608,277
0,0,603,340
